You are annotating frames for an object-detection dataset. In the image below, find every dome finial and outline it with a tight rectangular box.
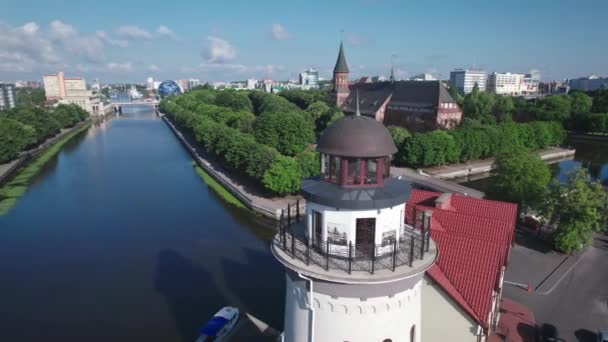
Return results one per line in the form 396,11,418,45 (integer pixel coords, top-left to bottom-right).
355,89,361,116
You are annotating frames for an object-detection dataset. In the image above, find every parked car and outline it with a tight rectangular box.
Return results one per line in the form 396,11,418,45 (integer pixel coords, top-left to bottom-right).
539,323,559,342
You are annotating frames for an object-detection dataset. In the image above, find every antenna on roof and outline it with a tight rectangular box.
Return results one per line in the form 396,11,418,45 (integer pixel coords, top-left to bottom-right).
355,89,361,116
390,54,397,82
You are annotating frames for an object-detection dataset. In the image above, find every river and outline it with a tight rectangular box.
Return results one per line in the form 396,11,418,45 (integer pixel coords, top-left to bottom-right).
0,105,284,341
462,138,608,194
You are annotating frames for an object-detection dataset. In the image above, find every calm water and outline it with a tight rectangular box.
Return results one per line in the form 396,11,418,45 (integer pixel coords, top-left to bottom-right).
0,106,284,341
463,138,608,194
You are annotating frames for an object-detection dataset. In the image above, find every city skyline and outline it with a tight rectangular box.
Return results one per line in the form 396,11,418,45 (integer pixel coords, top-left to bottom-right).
1,0,607,83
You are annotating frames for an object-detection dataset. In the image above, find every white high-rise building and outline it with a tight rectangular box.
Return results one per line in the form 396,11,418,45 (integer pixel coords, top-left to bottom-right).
188,78,201,89
449,69,487,94
246,78,258,90
272,107,437,342
146,77,155,91
299,68,319,87
487,72,526,95
0,83,16,111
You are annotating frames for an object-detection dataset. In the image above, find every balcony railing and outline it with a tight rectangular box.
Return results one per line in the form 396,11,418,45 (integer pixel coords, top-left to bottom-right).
276,203,431,275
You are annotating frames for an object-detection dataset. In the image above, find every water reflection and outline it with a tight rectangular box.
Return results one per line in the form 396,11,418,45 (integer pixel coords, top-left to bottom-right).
0,104,284,341
463,138,608,193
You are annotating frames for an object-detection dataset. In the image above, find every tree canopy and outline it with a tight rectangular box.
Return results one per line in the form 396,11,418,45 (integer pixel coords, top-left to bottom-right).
489,147,551,210
542,169,606,253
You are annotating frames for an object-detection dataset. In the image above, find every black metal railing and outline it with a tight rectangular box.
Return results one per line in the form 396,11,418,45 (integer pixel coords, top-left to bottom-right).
276,201,431,275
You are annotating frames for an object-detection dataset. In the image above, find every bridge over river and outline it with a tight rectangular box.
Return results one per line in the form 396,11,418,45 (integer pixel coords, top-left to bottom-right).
111,100,160,113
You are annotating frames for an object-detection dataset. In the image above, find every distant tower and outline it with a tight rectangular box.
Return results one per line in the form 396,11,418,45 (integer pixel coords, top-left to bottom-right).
332,41,350,108
272,114,437,342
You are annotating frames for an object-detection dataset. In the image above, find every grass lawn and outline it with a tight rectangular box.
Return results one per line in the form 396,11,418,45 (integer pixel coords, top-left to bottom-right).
191,160,246,209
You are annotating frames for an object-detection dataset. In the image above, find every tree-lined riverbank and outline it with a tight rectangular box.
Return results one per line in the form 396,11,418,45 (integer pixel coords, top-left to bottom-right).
0,120,92,215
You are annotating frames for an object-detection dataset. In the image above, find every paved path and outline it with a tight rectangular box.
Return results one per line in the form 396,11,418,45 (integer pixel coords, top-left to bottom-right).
391,166,485,198
503,232,608,342
421,147,576,180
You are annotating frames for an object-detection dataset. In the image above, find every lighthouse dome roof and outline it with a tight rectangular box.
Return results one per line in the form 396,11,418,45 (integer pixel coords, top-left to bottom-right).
316,115,397,158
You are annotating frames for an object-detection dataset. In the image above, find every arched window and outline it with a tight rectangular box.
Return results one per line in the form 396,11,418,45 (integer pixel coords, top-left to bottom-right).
410,324,416,342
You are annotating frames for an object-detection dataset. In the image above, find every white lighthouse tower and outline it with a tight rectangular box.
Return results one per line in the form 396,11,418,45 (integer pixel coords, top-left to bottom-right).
272,98,438,342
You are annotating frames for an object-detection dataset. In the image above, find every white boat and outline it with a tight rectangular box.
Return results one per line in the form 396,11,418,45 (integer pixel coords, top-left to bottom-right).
128,86,143,100
196,306,240,341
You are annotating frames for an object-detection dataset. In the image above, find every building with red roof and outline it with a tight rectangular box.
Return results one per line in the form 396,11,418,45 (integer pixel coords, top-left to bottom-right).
406,189,518,341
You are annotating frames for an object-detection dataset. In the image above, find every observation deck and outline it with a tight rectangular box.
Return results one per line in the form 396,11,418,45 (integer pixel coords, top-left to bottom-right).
271,216,437,284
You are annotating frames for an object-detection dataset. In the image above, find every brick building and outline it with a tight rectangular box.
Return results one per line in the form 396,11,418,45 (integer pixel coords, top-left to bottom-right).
331,42,462,131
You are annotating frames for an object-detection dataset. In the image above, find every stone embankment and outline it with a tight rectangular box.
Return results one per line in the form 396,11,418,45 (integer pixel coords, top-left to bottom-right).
420,147,576,180
0,120,92,185
160,111,301,220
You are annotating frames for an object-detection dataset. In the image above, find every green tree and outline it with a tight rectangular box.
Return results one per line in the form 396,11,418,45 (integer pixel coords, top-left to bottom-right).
213,90,253,112
542,169,606,253
306,101,330,124
401,130,459,167
462,83,495,120
15,88,46,107
0,118,37,162
316,107,344,134
489,147,551,210
295,150,320,178
447,83,464,107
492,96,515,122
590,89,608,113
569,91,593,115
262,156,301,194
253,110,314,156
533,95,571,122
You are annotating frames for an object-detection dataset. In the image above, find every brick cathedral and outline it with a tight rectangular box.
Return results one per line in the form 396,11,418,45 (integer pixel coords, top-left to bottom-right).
331,42,463,132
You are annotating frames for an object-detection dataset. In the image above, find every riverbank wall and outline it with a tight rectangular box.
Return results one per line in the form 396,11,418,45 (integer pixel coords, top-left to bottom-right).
421,147,576,180
567,132,608,142
0,119,92,185
159,112,299,220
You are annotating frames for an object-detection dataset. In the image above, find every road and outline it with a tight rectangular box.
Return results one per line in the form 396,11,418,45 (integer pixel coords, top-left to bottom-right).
504,232,608,341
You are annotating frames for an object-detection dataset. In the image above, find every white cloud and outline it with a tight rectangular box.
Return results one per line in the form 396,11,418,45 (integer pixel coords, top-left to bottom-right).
148,64,160,72
202,36,237,63
0,21,60,72
156,25,177,39
49,20,76,40
106,61,134,72
270,23,292,40
21,22,39,34
116,25,153,40
96,31,128,47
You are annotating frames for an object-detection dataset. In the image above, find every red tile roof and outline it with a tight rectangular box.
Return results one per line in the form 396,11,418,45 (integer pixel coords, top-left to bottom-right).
406,189,517,329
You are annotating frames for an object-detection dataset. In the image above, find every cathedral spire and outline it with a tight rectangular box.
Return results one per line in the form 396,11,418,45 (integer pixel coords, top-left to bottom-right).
333,41,349,73
390,55,395,82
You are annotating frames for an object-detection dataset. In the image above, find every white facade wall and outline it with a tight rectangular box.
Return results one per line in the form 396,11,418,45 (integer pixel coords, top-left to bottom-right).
43,74,62,99
284,274,422,342
306,202,406,249
421,276,480,342
488,72,525,95
450,70,487,94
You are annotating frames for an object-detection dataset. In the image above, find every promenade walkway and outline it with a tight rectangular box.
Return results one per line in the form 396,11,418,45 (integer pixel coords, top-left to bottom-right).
420,147,575,180
391,167,485,199
161,114,302,220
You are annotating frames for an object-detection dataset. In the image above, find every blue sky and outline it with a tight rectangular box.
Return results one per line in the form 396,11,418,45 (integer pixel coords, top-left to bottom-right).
1,0,606,83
